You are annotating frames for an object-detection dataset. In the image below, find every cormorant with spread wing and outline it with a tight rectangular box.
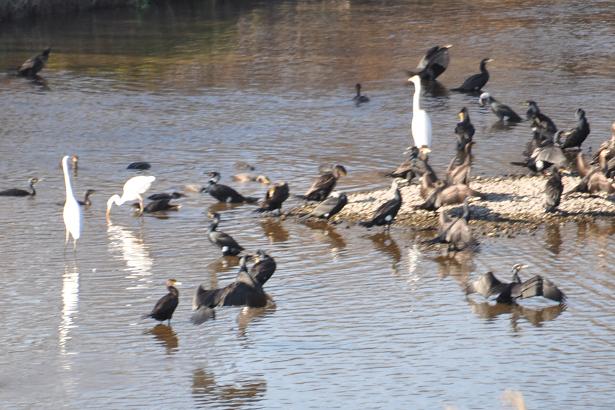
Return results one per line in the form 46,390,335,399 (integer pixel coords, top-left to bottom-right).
298,164,347,201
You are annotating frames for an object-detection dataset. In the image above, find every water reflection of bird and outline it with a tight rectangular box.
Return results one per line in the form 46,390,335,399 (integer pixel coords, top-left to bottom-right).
544,223,562,255
304,219,347,252
353,83,370,105
0,177,40,197
203,171,258,203
59,261,79,356
359,180,402,230
408,44,452,81
466,297,565,329
407,75,432,149
368,232,401,270
107,223,153,277
451,58,493,93
145,324,178,354
106,175,156,221
207,212,244,256
192,368,267,408
18,47,51,78
260,217,290,243
298,165,347,201
62,155,82,250
478,92,522,123
142,279,181,325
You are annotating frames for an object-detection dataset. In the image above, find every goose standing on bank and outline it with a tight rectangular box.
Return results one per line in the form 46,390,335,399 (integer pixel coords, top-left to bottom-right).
408,75,432,149
62,155,82,250
451,58,493,92
142,279,181,325
207,212,244,256
0,177,40,197
359,180,402,230
408,44,452,81
478,92,522,123
203,171,258,203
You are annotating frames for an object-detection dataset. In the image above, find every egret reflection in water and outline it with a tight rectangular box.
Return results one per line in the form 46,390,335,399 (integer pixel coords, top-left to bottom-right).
192,368,267,408
59,260,79,359
107,223,153,287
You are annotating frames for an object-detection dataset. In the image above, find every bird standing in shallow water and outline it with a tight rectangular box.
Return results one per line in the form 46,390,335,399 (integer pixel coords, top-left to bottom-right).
62,155,82,250
106,175,156,221
478,92,522,123
143,279,181,325
353,83,370,105
0,177,40,197
203,172,258,203
18,47,51,78
451,58,493,92
207,212,244,256
407,75,432,149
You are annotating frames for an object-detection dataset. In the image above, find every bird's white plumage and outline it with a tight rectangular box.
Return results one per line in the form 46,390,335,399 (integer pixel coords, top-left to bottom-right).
62,155,82,248
408,75,432,148
106,175,155,220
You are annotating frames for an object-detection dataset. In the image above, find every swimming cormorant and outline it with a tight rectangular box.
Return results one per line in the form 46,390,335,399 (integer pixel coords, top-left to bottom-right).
556,108,590,150
359,180,402,230
147,191,186,201
478,92,522,123
142,279,180,325
306,191,348,220
256,182,289,214
18,48,51,78
544,168,564,213
203,171,258,203
299,165,347,201
136,198,181,213
127,162,152,170
408,75,432,148
78,189,96,206
451,58,493,92
0,177,40,197
408,44,452,81
353,83,370,105
207,212,244,256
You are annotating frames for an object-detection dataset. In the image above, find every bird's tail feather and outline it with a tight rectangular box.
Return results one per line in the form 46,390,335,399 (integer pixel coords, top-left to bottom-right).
510,161,528,167
359,220,374,228
243,196,259,204
190,307,216,325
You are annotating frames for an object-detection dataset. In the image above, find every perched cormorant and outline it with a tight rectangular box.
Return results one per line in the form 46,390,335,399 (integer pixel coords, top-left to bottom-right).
191,256,270,325
256,182,289,214
567,154,615,195
142,279,180,325
447,142,474,186
454,107,475,152
207,212,244,256
478,92,522,123
306,191,348,220
232,174,271,184
408,75,432,148
525,100,557,139
147,191,186,201
299,164,347,201
386,146,420,179
419,181,482,211
408,44,452,81
18,48,51,78
250,249,276,286
203,171,258,203
78,189,96,206
466,264,566,304
127,161,151,170
0,177,40,197
451,58,493,92
427,199,474,251
591,122,615,173
556,108,590,150
359,180,402,230
353,83,370,105
544,168,564,213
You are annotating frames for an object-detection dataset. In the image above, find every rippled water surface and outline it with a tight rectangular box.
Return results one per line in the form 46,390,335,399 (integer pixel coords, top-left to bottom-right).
1,1,614,408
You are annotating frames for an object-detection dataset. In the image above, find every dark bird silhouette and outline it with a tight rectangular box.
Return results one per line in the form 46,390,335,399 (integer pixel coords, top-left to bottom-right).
353,83,370,105
447,142,474,186
454,107,475,152
359,180,402,230
207,212,244,256
191,256,271,325
478,92,522,123
142,279,180,325
127,161,152,170
451,58,493,92
525,100,557,140
511,134,567,173
250,249,276,286
408,44,452,81
427,199,475,251
0,177,40,197
419,181,482,211
544,168,564,213
556,108,590,150
78,189,95,206
203,172,258,203
147,191,186,201
135,198,181,213
466,264,566,304
298,164,347,201
18,47,51,78
386,146,420,179
256,182,289,214
305,191,348,220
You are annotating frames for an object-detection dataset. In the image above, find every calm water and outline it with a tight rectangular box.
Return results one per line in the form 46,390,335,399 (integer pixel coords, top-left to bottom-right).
1,1,614,408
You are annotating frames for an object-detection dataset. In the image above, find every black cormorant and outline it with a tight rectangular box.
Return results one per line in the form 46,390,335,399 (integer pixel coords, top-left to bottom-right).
256,182,289,214
353,83,370,105
250,249,276,286
135,198,181,213
207,212,244,256
299,164,347,201
478,92,522,123
427,199,474,251
18,48,51,78
306,191,348,220
78,189,95,206
359,180,402,230
203,171,258,203
408,44,452,81
148,191,186,201
544,168,563,213
0,177,40,197
454,107,475,152
451,58,493,92
556,108,590,150
525,100,557,139
127,161,152,170
142,279,180,325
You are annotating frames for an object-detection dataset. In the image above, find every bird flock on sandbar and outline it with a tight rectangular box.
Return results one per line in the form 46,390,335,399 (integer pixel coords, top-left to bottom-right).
9,43,615,327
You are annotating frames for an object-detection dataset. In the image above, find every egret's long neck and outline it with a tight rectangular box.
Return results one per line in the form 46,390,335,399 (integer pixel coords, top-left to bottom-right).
412,81,422,112
62,157,75,200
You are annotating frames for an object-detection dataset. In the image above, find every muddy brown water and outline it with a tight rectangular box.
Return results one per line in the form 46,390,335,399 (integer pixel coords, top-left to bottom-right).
1,1,614,408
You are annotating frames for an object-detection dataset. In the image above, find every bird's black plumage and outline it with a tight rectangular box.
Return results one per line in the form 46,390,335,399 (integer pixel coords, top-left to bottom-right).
18,48,51,78
359,182,402,230
250,250,276,286
203,172,258,203
557,108,590,150
256,182,289,214
207,212,244,256
526,100,557,139
77,189,95,206
148,191,185,201
307,192,348,220
478,93,522,123
544,168,563,213
139,198,180,213
409,44,452,81
353,83,370,105
127,161,152,170
143,279,180,324
299,165,347,201
451,58,492,92
454,107,475,152
0,178,39,197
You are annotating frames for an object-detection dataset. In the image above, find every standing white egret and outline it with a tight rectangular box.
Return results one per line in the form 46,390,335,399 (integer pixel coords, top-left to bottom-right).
62,155,82,249
408,75,432,149
106,175,156,222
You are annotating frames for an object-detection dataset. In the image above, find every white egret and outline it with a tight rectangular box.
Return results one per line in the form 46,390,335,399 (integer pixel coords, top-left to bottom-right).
407,75,432,149
106,175,156,222
62,155,82,249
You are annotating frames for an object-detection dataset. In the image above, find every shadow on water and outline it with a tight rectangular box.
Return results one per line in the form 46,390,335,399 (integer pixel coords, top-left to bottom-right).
144,324,179,355
192,367,267,409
